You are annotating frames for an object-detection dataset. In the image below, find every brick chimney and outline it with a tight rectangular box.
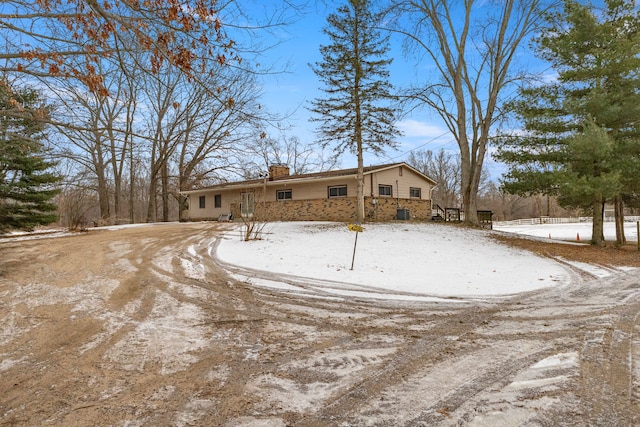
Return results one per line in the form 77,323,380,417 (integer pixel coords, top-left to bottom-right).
268,164,290,179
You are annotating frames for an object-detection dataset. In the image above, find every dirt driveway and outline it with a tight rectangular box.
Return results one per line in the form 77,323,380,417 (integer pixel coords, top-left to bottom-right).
1,222,639,426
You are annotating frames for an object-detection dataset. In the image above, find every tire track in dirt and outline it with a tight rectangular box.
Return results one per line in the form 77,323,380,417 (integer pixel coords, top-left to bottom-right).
0,223,240,425
3,223,640,426
206,228,586,426
296,305,500,426
226,245,638,426
406,346,574,426
578,274,640,426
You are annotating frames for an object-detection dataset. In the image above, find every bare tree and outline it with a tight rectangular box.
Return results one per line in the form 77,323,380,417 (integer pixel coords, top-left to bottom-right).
140,67,186,222
386,0,549,225
2,1,313,225
173,65,266,220
57,182,97,231
478,181,570,221
47,57,139,222
407,148,460,209
50,87,114,220
241,127,339,178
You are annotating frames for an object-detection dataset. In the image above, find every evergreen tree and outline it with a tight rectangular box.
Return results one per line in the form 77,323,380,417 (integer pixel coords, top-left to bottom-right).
0,80,61,232
496,85,569,199
496,0,640,245
309,0,400,223
558,120,622,242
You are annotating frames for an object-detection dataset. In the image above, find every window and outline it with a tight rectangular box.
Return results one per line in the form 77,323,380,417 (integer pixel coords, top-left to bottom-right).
277,189,292,200
379,184,393,197
410,187,422,198
328,185,347,198
240,192,255,217
214,194,222,208
199,195,206,209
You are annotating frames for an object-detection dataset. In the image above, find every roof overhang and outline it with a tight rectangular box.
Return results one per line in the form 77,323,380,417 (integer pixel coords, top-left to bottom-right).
181,173,361,194
181,162,437,194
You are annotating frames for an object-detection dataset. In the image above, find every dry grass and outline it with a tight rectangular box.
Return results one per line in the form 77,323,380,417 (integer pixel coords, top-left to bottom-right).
492,233,640,268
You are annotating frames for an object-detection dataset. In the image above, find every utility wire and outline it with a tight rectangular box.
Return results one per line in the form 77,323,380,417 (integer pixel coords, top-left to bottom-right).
383,130,454,162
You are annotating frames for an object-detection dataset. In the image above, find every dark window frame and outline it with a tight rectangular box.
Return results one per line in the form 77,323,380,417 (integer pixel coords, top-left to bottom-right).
276,189,292,201
379,184,393,197
328,185,348,198
410,187,422,198
214,194,222,208
199,195,206,209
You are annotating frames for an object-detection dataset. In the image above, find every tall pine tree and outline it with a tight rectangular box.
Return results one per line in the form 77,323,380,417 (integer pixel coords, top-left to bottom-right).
0,80,61,232
496,0,640,245
559,120,622,242
309,0,400,223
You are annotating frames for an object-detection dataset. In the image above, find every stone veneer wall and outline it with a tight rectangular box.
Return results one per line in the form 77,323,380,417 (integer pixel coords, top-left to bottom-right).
366,197,432,221
230,197,432,222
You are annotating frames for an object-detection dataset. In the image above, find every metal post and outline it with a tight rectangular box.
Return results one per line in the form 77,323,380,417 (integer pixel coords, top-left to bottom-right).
637,221,639,251
350,232,359,270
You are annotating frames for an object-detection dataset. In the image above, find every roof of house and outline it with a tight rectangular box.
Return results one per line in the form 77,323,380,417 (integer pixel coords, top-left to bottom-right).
181,162,437,194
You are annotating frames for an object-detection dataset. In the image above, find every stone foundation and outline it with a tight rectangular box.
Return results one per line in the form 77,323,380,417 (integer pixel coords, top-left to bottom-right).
230,197,432,222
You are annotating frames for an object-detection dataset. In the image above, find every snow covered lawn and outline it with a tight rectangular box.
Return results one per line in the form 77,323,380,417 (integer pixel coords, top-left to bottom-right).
494,221,639,242
216,222,570,298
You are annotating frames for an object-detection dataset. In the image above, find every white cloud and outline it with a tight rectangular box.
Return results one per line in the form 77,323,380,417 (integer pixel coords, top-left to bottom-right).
397,119,448,138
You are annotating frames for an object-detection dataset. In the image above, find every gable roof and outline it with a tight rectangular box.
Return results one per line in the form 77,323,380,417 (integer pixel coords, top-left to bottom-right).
181,162,437,194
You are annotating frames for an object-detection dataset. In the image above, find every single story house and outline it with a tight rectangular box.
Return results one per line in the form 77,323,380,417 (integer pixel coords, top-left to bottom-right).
182,162,437,222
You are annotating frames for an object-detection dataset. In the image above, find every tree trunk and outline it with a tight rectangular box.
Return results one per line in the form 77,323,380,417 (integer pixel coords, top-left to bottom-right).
614,195,626,246
462,188,478,225
96,169,111,221
546,194,551,217
129,146,135,224
355,71,365,223
113,179,121,222
161,161,169,222
356,144,364,224
532,195,543,218
590,197,604,245
146,178,157,223
177,174,186,222
177,195,188,222
461,154,481,226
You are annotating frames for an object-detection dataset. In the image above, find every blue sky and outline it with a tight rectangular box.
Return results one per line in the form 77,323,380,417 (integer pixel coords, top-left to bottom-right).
244,0,552,178
245,1,455,169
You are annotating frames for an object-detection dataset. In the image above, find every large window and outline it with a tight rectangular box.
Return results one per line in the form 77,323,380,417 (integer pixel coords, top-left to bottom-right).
379,184,393,197
328,185,347,198
214,194,222,208
240,192,255,217
199,195,206,209
410,187,422,198
276,189,292,200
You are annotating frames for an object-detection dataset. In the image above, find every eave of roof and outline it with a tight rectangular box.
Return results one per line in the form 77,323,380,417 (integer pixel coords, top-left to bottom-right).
181,162,437,194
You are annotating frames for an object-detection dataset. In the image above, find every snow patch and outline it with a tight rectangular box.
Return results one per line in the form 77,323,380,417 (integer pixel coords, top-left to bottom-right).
217,222,571,298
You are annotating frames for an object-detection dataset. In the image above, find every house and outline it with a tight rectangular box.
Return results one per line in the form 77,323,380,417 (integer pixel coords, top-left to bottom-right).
182,162,437,222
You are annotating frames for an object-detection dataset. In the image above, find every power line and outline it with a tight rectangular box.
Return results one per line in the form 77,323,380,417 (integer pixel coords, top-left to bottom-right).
383,130,455,162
